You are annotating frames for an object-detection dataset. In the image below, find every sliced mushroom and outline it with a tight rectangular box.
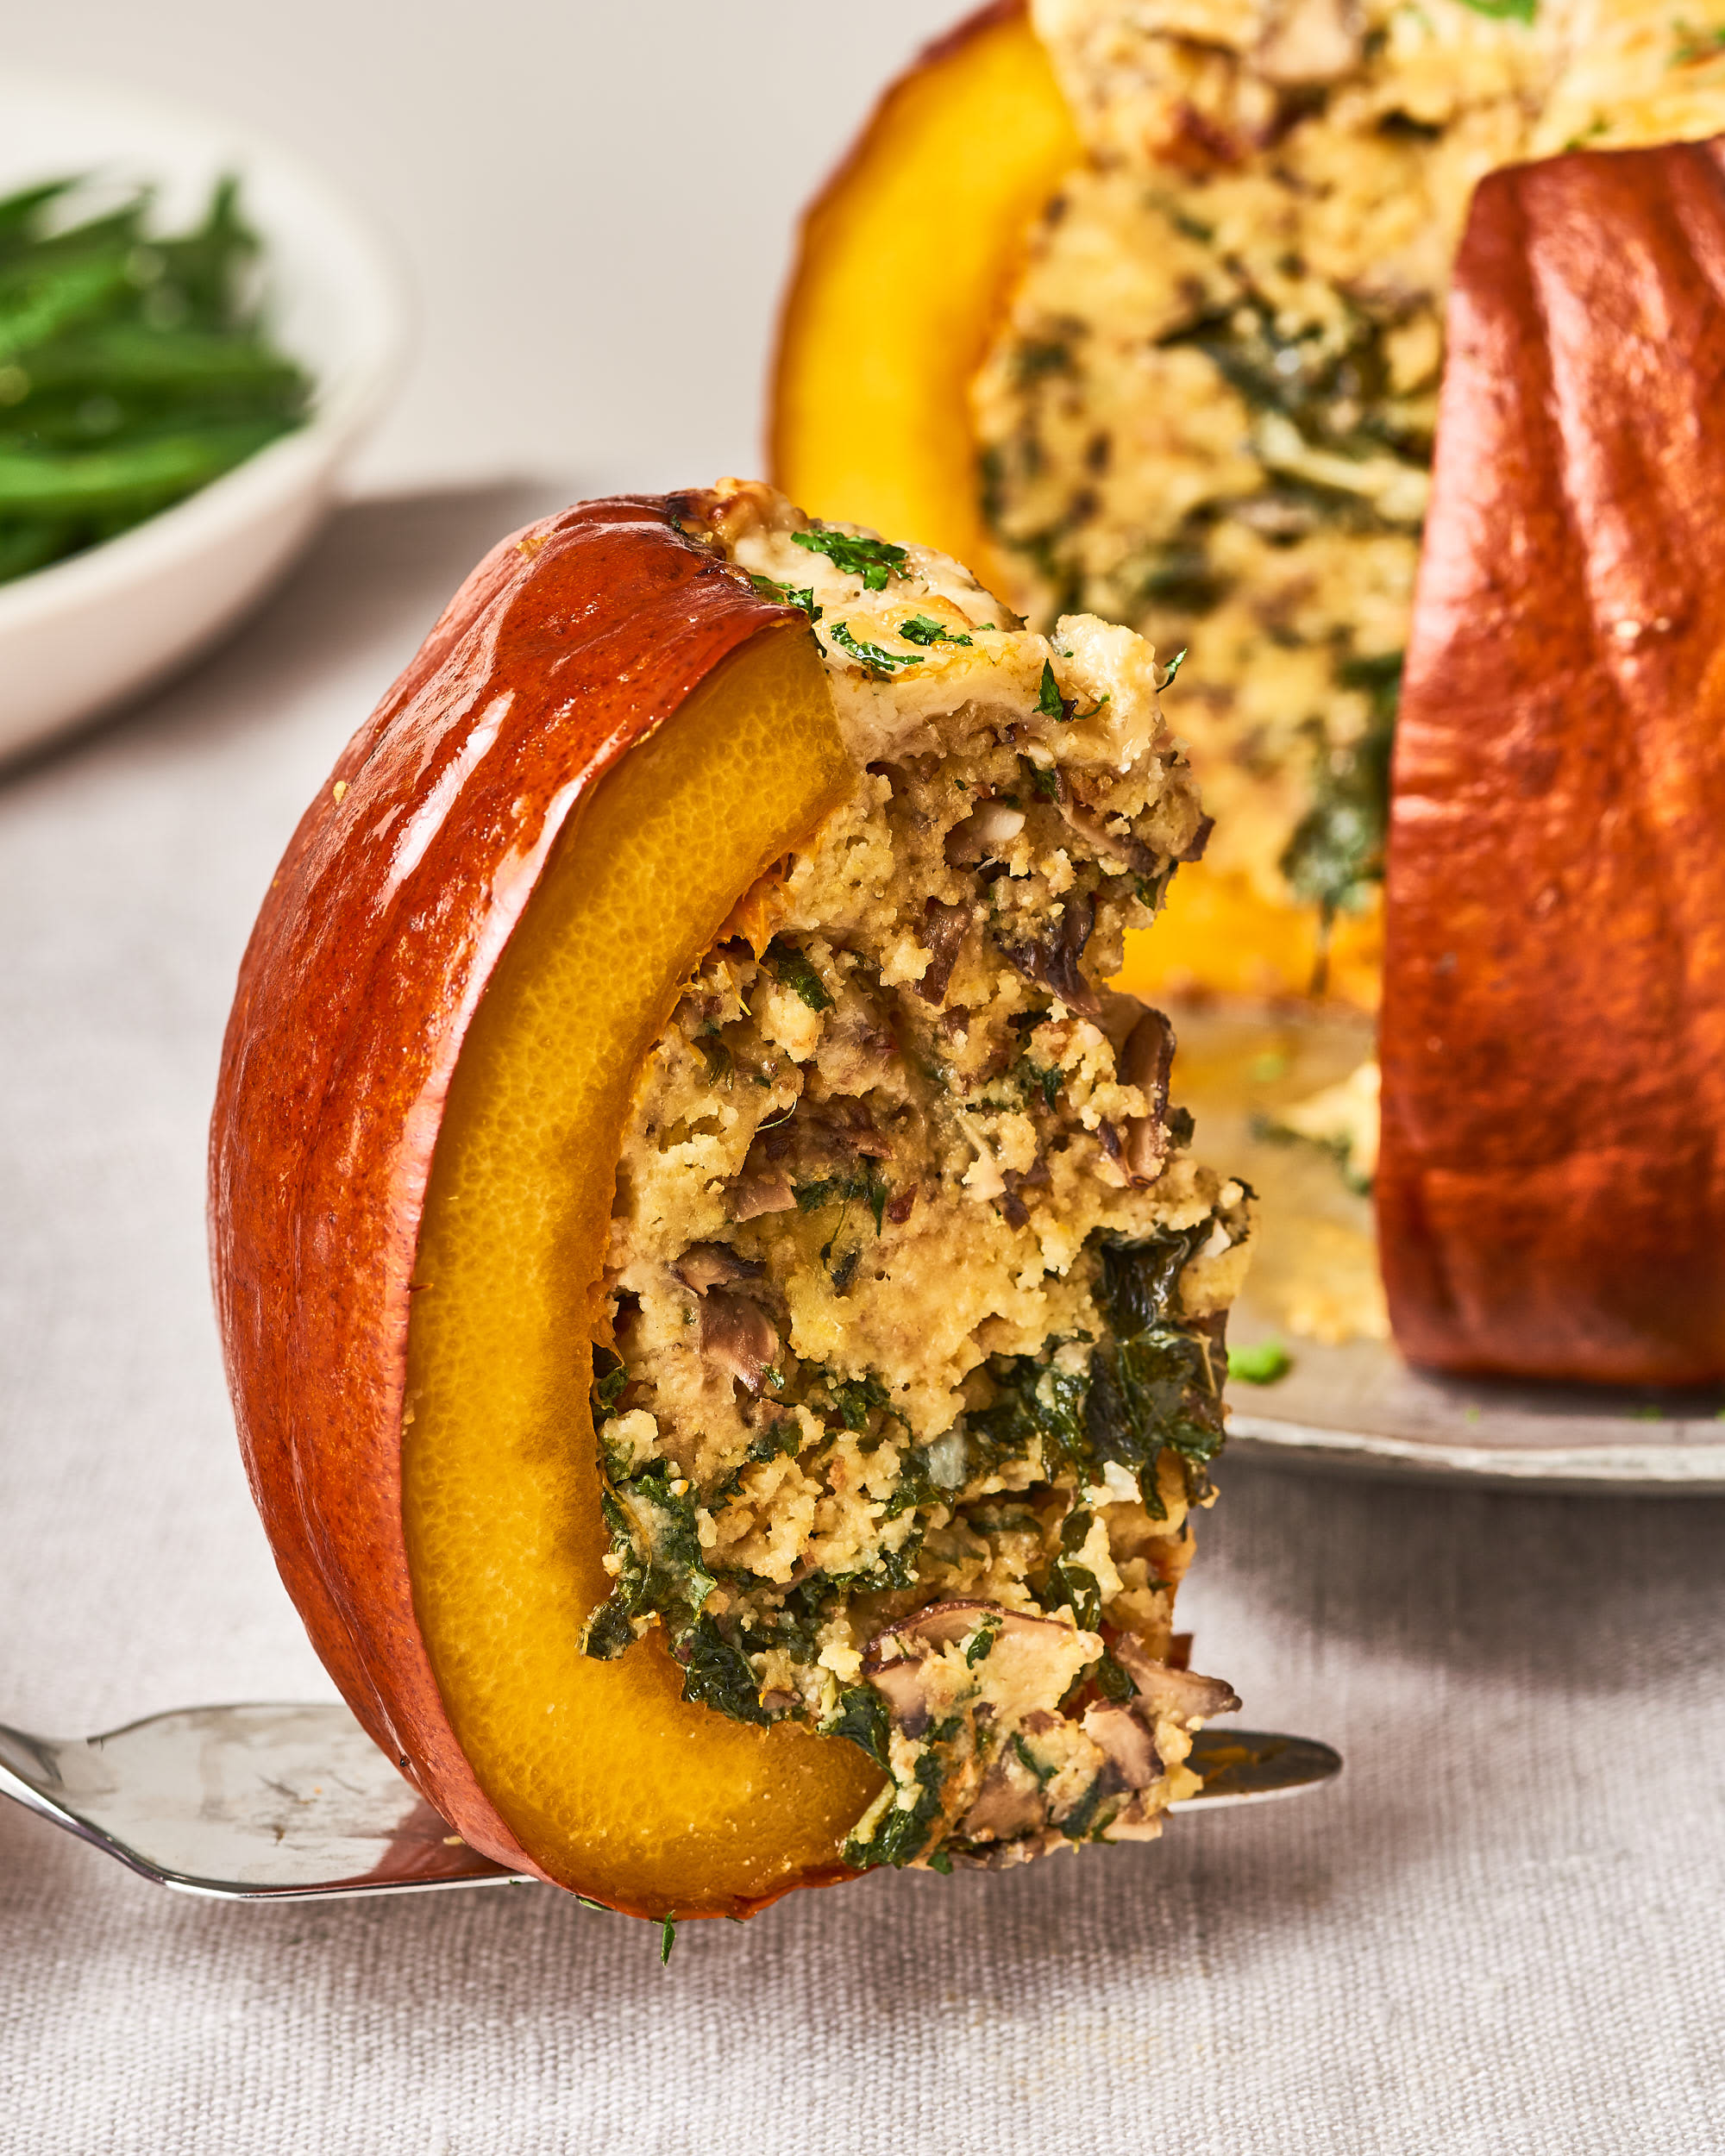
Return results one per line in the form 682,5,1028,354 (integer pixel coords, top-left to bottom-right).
674,1243,766,1295
917,897,971,1006
1112,1634,1241,1724
956,1749,1048,1842
1254,0,1362,86
729,1169,796,1221
1176,813,1214,863
1052,778,1159,878
699,1289,779,1393
1120,1006,1177,1182
867,1656,935,1739
1000,891,1101,1017
1082,1702,1161,1790
945,799,1026,868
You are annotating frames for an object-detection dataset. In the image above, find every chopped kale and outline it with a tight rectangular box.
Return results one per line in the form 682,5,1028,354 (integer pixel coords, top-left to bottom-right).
792,527,909,590
825,1683,890,1769
695,1021,732,1087
827,618,923,674
1024,760,1060,800
829,1246,861,1294
844,1747,948,1869
827,1372,894,1432
898,613,973,647
674,1613,771,1726
590,1344,629,1420
794,1160,888,1235
766,937,834,1012
1279,649,1400,953
965,1613,1003,1666
581,1462,718,1666
748,570,823,622
1166,1105,1195,1148
1013,338,1074,386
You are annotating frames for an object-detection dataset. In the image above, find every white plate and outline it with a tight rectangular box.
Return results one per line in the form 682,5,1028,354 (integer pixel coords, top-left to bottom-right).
0,67,409,762
1170,1006,1725,1492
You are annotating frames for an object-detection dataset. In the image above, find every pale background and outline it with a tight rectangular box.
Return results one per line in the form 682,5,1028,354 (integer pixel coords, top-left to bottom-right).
3,9,1724,2153
9,0,968,498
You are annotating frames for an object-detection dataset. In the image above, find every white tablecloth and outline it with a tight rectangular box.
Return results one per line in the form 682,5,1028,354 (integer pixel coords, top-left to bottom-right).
3,490,1721,2155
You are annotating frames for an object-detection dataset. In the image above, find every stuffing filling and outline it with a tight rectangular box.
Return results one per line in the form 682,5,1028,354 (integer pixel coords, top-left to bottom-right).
973,0,1725,955
582,481,1250,1871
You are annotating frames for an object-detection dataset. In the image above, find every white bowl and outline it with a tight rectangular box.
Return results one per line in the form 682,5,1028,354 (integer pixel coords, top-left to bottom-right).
0,68,410,764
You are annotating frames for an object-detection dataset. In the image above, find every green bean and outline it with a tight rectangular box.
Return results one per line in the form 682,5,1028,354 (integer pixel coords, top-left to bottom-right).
0,174,310,585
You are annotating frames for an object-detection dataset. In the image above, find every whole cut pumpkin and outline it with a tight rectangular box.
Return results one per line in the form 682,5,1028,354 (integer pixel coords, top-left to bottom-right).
1377,138,1725,1387
210,483,1250,1918
773,0,1725,1011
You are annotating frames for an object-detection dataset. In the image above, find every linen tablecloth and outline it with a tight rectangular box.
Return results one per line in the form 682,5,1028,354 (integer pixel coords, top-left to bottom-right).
3,488,1721,2155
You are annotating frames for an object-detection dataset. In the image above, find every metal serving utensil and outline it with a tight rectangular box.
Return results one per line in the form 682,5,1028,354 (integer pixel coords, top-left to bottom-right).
0,1702,1341,1902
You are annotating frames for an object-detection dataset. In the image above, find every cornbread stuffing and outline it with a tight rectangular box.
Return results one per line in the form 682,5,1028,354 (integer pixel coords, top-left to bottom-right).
974,0,1725,954
582,481,1249,1871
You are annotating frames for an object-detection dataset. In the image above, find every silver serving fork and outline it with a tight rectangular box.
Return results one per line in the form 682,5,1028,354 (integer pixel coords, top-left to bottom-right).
0,1701,1340,1902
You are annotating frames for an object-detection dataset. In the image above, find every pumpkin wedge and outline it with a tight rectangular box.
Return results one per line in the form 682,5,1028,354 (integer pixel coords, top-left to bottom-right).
212,485,1250,1920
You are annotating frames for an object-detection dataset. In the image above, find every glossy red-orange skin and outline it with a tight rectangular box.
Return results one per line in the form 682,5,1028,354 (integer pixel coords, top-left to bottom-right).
1379,140,1725,1385
209,498,801,1875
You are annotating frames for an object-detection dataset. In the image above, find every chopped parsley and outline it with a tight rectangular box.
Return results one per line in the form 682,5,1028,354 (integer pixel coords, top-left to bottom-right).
748,571,822,622
1161,646,1189,686
1036,660,1071,720
897,613,973,648
827,619,923,674
1458,0,1534,18
659,1915,677,1965
792,526,910,589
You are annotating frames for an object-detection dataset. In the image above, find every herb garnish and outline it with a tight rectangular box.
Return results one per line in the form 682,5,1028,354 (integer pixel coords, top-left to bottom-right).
897,613,973,648
1036,660,1071,721
792,526,909,589
828,619,923,674
1457,0,1534,19
748,571,823,622
659,1915,677,1966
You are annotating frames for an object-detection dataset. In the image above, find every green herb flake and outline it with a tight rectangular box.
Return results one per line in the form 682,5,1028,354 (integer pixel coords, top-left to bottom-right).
897,613,973,648
766,937,834,1012
827,618,923,674
1457,0,1535,20
1671,17,1725,62
792,526,909,590
1161,647,1189,686
659,1915,678,1966
1228,1340,1291,1386
1035,660,1070,721
748,571,823,623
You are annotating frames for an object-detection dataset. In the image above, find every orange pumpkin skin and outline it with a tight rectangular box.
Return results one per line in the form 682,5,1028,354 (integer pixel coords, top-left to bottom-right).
209,500,803,1881
1378,139,1725,1386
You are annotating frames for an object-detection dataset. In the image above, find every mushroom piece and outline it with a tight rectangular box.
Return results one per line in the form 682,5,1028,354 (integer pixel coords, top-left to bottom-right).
729,1169,796,1221
945,799,1026,868
916,897,972,1005
1000,891,1101,1017
1112,1634,1241,1724
955,1748,1048,1842
1051,778,1159,879
1082,1701,1162,1790
1119,1006,1177,1181
699,1288,779,1393
674,1243,766,1295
